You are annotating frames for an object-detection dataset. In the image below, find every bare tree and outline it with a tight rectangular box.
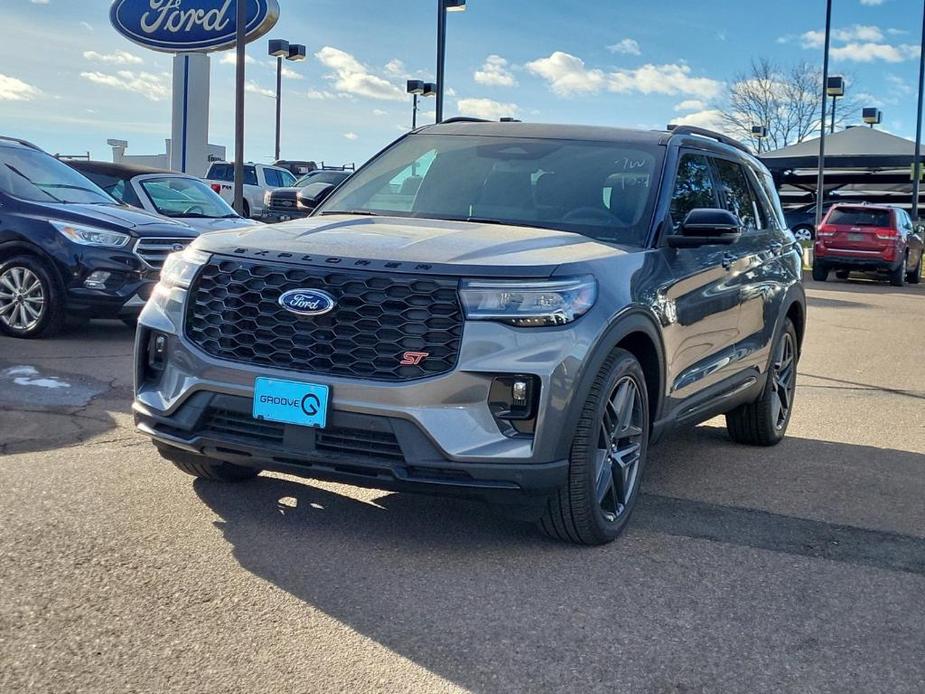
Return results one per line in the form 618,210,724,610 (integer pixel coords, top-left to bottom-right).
720,58,860,152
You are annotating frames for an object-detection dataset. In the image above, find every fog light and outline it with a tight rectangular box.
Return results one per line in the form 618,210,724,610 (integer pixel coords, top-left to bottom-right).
84,271,111,289
512,379,528,404
153,334,167,355
147,331,168,373
489,375,539,437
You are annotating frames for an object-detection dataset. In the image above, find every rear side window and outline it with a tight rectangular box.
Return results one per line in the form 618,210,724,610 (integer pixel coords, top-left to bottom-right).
670,154,716,229
713,158,761,229
827,207,892,227
208,164,232,181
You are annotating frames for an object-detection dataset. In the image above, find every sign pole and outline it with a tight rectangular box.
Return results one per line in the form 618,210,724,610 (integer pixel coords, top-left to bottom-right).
814,0,833,228
912,0,925,221
233,0,247,216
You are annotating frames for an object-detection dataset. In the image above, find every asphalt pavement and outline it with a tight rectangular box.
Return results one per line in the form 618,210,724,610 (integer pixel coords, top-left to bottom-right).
1,278,923,694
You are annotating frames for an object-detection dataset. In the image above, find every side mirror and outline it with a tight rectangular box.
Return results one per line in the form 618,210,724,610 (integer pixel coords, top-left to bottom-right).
668,208,743,248
297,182,334,211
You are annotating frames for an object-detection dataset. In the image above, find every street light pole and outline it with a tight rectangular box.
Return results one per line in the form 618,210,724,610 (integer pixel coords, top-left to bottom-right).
435,0,466,124
830,95,837,134
912,0,925,220
815,0,833,228
233,0,246,216
275,55,283,160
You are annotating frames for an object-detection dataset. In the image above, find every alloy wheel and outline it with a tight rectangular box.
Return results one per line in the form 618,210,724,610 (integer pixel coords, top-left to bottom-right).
0,266,45,332
770,332,796,430
593,376,645,522
792,227,813,242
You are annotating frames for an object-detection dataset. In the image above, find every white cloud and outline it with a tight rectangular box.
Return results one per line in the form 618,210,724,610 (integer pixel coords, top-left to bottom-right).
280,66,303,80
306,88,337,100
456,97,518,120
607,38,641,56
315,46,405,101
30,0,49,4
79,21,93,31
802,25,885,48
220,53,255,65
384,59,405,76
83,50,143,65
343,132,359,140
0,73,41,102
372,108,388,116
670,108,727,133
526,51,721,99
79,70,169,101
474,54,517,87
674,99,706,112
830,42,919,62
244,81,275,98
860,0,886,5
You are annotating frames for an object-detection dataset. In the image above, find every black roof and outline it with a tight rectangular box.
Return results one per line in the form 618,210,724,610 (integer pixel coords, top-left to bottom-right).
66,160,176,178
0,135,42,151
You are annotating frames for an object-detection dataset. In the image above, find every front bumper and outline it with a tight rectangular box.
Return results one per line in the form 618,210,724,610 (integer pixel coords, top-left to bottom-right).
133,282,596,499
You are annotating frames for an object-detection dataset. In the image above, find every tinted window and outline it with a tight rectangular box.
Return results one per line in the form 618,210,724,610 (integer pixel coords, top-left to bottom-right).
208,164,233,181
714,158,761,229
279,169,296,186
827,207,892,227
670,154,716,228
264,169,283,187
244,166,258,186
0,147,114,204
140,176,236,218
78,171,142,207
319,134,663,247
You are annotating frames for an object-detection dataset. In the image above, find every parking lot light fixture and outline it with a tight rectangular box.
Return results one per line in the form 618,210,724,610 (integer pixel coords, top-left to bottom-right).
751,125,769,153
436,0,467,123
826,75,845,134
269,39,307,161
862,108,883,128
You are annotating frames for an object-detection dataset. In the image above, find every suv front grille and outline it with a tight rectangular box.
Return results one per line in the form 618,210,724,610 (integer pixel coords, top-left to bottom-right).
135,237,193,270
185,257,464,381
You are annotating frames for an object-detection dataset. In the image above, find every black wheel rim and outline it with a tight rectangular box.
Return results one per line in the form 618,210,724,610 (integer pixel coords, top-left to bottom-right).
770,332,796,431
594,376,645,522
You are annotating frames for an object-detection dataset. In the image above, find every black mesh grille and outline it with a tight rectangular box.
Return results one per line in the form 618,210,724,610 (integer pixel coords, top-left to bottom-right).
185,257,463,381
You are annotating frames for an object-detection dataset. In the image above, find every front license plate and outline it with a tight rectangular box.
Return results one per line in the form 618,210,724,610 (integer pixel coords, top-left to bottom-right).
252,377,329,429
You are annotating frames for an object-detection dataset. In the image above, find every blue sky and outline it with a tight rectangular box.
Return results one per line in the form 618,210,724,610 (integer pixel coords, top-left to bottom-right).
0,0,921,165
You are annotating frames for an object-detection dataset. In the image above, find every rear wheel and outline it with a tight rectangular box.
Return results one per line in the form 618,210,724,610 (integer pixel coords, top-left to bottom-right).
792,226,814,242
0,255,64,339
726,319,798,446
889,254,907,287
835,270,850,280
539,349,649,545
811,264,828,282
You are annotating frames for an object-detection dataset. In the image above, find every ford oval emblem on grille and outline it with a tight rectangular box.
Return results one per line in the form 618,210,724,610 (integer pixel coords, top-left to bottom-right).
278,289,336,316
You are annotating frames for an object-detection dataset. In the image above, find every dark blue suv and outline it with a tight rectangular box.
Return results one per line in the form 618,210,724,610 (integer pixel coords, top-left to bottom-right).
0,136,198,338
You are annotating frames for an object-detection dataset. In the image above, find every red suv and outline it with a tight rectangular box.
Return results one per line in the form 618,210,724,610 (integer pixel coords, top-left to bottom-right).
813,204,923,286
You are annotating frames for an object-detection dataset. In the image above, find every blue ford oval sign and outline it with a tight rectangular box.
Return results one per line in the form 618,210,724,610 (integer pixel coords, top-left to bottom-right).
278,289,336,317
110,0,280,53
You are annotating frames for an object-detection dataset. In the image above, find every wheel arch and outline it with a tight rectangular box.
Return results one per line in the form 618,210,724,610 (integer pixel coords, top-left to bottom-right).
0,240,67,289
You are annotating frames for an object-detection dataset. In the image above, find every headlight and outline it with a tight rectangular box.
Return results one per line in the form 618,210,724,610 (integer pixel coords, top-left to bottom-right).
51,221,130,248
264,191,272,205
160,248,211,289
460,276,597,327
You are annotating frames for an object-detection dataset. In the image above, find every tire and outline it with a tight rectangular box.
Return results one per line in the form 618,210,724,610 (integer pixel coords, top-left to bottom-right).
889,254,907,287
792,226,814,242
726,319,798,447
835,270,850,280
0,254,65,339
811,264,828,282
242,200,251,219
539,348,650,545
906,256,921,284
159,445,260,482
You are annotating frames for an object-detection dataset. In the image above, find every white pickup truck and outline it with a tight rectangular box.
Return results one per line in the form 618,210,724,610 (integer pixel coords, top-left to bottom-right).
204,162,297,220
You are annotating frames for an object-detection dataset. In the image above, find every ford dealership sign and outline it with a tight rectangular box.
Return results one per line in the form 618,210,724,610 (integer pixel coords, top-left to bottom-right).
110,0,280,53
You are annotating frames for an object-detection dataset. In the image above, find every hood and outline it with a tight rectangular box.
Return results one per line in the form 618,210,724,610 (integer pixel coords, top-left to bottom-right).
176,216,260,233
36,203,199,238
269,187,300,200
192,214,629,272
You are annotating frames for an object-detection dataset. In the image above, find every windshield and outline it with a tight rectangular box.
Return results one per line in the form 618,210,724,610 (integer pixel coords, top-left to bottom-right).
139,176,237,218
317,133,663,246
0,146,114,204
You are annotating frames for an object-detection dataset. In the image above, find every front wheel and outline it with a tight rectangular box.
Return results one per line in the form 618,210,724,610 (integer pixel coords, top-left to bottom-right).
539,349,649,545
792,226,814,242
906,255,921,284
0,255,64,339
726,319,798,446
811,264,828,282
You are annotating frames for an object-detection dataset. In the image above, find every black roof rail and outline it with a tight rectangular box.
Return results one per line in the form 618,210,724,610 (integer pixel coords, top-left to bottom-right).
0,135,41,151
666,124,751,155
438,116,490,124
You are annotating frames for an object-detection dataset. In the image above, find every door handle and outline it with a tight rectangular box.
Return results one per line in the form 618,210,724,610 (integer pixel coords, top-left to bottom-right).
722,252,736,269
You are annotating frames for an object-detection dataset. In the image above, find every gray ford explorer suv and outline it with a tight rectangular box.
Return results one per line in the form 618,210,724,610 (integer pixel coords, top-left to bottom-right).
133,121,805,545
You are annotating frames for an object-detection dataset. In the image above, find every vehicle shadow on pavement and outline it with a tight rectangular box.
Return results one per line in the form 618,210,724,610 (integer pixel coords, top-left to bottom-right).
191,427,925,691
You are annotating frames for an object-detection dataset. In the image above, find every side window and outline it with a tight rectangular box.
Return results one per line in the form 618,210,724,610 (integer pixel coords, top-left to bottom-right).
670,153,716,229
713,158,761,230
279,170,297,186
208,164,232,181
244,166,258,186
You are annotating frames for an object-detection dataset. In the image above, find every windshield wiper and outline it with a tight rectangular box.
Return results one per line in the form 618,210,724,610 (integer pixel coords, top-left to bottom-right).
319,209,380,216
